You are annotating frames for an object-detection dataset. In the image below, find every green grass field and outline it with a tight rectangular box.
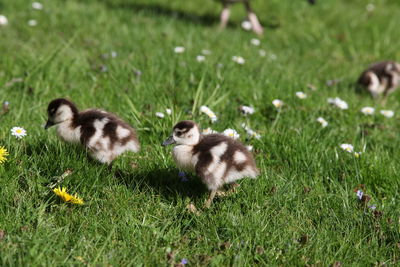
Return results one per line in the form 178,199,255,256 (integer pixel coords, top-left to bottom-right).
1,0,400,265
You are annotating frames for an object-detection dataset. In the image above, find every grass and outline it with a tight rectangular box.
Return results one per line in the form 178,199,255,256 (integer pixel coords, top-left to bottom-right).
1,0,400,265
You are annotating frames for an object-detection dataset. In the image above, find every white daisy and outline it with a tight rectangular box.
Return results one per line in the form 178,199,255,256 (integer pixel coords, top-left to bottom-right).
361,107,375,115
241,20,252,31
316,117,328,128
11,127,27,139
223,129,240,139
336,100,348,110
165,109,172,115
32,2,43,10
240,105,255,115
201,49,211,55
202,128,217,135
296,91,307,99
272,99,283,109
366,3,375,12
269,54,277,61
380,110,394,118
232,56,245,65
155,112,165,118
327,97,348,110
241,123,261,139
200,105,217,123
0,15,8,26
28,20,37,26
250,38,260,46
246,145,253,151
174,46,185,53
327,98,335,104
307,84,317,91
196,55,205,62
110,51,118,58
340,144,354,153
354,152,362,158
259,49,266,57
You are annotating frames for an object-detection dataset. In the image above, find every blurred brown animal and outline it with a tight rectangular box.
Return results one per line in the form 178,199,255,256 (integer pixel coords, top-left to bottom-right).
357,61,400,102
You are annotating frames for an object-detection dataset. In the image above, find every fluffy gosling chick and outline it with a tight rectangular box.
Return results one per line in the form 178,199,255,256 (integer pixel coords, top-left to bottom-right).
45,98,139,164
358,61,400,100
162,120,259,207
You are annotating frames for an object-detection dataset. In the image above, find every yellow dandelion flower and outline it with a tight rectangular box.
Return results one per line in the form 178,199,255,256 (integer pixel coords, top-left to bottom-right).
53,187,84,205
0,146,9,164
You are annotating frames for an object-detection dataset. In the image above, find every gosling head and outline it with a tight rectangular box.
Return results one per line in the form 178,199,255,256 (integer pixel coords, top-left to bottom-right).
162,120,201,146
45,98,78,129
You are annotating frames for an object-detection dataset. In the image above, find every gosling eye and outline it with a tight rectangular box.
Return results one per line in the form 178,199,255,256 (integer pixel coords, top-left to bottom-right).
176,132,182,137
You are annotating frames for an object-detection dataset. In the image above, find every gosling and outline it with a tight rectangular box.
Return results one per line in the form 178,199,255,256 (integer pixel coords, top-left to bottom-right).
162,120,259,207
45,98,139,164
357,61,400,101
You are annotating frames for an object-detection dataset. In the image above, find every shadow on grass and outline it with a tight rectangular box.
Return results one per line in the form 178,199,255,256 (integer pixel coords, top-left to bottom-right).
114,167,207,202
24,139,207,203
100,1,280,30
102,1,219,26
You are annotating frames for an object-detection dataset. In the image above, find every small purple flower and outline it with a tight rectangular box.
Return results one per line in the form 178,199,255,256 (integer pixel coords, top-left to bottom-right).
356,190,363,200
181,258,188,265
368,205,376,210
178,171,188,182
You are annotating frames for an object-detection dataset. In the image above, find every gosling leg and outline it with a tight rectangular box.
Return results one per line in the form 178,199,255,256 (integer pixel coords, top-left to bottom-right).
220,3,231,29
205,190,217,208
244,0,264,35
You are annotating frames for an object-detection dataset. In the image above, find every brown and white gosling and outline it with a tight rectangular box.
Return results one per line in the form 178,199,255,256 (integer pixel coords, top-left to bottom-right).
162,120,259,207
45,98,139,164
357,61,400,100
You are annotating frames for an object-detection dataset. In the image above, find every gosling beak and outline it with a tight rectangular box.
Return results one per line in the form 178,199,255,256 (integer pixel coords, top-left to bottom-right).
162,136,176,146
44,120,55,130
